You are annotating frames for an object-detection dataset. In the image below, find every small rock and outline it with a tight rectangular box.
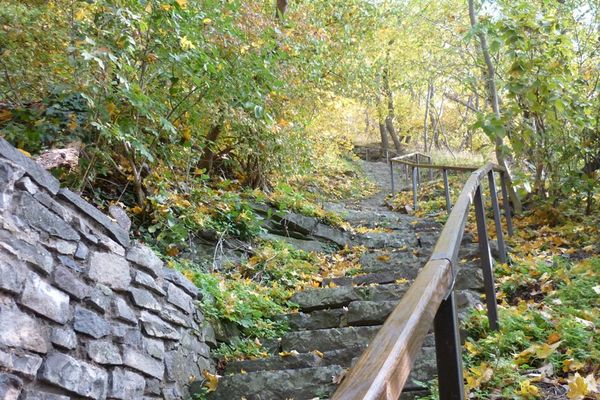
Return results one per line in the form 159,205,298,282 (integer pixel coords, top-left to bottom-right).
0,230,54,274
130,288,161,311
113,297,138,324
87,284,113,313
20,272,70,324
88,251,131,290
53,265,90,300
126,244,163,278
15,176,37,194
45,238,77,255
39,352,108,399
15,192,80,241
0,349,43,378
163,268,198,297
0,256,26,294
50,327,77,350
0,307,49,353
122,347,165,379
166,282,193,314
57,254,84,273
74,242,89,260
143,337,165,360
134,270,165,296
87,340,123,365
21,390,69,400
73,306,111,338
0,373,23,400
109,205,132,232
109,368,145,399
139,311,181,340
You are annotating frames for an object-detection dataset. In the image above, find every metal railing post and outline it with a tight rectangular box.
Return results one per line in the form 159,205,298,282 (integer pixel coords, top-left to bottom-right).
474,184,499,330
434,292,465,400
443,169,451,214
428,155,434,180
500,171,514,236
412,166,418,210
415,154,420,186
488,171,507,263
390,160,395,194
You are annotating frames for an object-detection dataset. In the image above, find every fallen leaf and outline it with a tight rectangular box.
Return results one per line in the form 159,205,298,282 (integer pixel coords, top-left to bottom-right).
202,370,220,392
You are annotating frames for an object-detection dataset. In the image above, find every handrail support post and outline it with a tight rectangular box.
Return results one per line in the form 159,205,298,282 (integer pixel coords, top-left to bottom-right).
390,160,395,194
488,171,508,263
500,171,514,236
434,292,465,400
443,168,451,214
412,166,418,210
474,184,499,330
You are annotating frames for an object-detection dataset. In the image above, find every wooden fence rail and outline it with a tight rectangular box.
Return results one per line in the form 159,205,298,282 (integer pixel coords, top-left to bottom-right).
333,157,514,400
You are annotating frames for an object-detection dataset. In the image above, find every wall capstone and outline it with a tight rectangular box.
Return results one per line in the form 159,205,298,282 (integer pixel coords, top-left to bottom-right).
0,138,215,399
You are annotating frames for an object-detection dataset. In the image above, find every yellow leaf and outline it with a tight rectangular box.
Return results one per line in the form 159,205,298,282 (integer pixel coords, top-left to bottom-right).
328,281,337,288
546,332,561,345
74,8,87,21
180,36,195,50
161,4,172,11
145,2,152,12
131,205,143,214
203,18,212,24
376,254,391,262
313,350,324,358
464,341,479,355
175,0,187,7
17,148,31,157
517,380,540,398
535,341,561,359
567,373,590,400
202,370,220,392
279,350,299,357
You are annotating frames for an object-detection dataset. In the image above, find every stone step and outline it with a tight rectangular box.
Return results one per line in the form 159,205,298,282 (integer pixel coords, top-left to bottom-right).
346,300,398,326
206,365,345,400
290,283,409,312
281,326,380,353
321,270,409,287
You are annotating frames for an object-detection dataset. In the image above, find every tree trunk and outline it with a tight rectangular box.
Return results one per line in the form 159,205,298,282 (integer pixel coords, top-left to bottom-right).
382,65,403,153
275,0,288,20
376,97,390,155
468,0,523,214
423,82,432,152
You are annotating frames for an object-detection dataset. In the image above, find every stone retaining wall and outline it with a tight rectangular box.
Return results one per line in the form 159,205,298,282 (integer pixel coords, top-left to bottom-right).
0,138,215,399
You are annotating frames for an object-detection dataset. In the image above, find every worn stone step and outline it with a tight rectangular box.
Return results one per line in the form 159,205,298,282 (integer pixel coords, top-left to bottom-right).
290,283,409,312
281,326,380,353
206,365,344,400
321,270,410,287
279,308,347,331
347,300,398,326
224,352,323,374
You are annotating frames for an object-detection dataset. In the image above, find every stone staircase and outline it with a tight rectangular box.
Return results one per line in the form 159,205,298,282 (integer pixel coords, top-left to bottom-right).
205,161,487,400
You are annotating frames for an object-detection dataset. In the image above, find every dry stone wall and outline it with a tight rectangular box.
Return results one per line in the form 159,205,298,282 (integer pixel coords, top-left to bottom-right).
0,138,216,399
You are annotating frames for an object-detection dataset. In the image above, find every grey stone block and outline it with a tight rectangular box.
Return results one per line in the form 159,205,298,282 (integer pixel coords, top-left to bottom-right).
50,327,77,350
45,238,78,255
87,284,113,313
15,176,37,194
15,192,80,241
74,241,89,260
0,349,43,378
134,270,165,296
0,230,54,275
57,188,129,247
53,265,90,299
166,282,193,314
159,305,190,327
113,297,137,324
39,352,108,399
33,190,70,221
140,311,181,340
109,368,145,399
126,244,163,278
0,372,23,400
142,337,164,360
57,254,83,273
0,256,26,294
163,268,198,297
21,390,70,400
87,340,122,365
0,307,49,353
129,287,160,311
73,306,111,338
20,272,70,324
111,322,142,346
88,251,131,290
108,205,132,232
122,347,164,379
0,137,60,194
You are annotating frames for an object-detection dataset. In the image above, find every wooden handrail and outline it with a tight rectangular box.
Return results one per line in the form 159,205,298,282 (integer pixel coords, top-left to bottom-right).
333,162,512,400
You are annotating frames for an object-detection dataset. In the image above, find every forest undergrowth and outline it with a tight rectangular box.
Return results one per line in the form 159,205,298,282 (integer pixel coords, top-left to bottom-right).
389,178,600,400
